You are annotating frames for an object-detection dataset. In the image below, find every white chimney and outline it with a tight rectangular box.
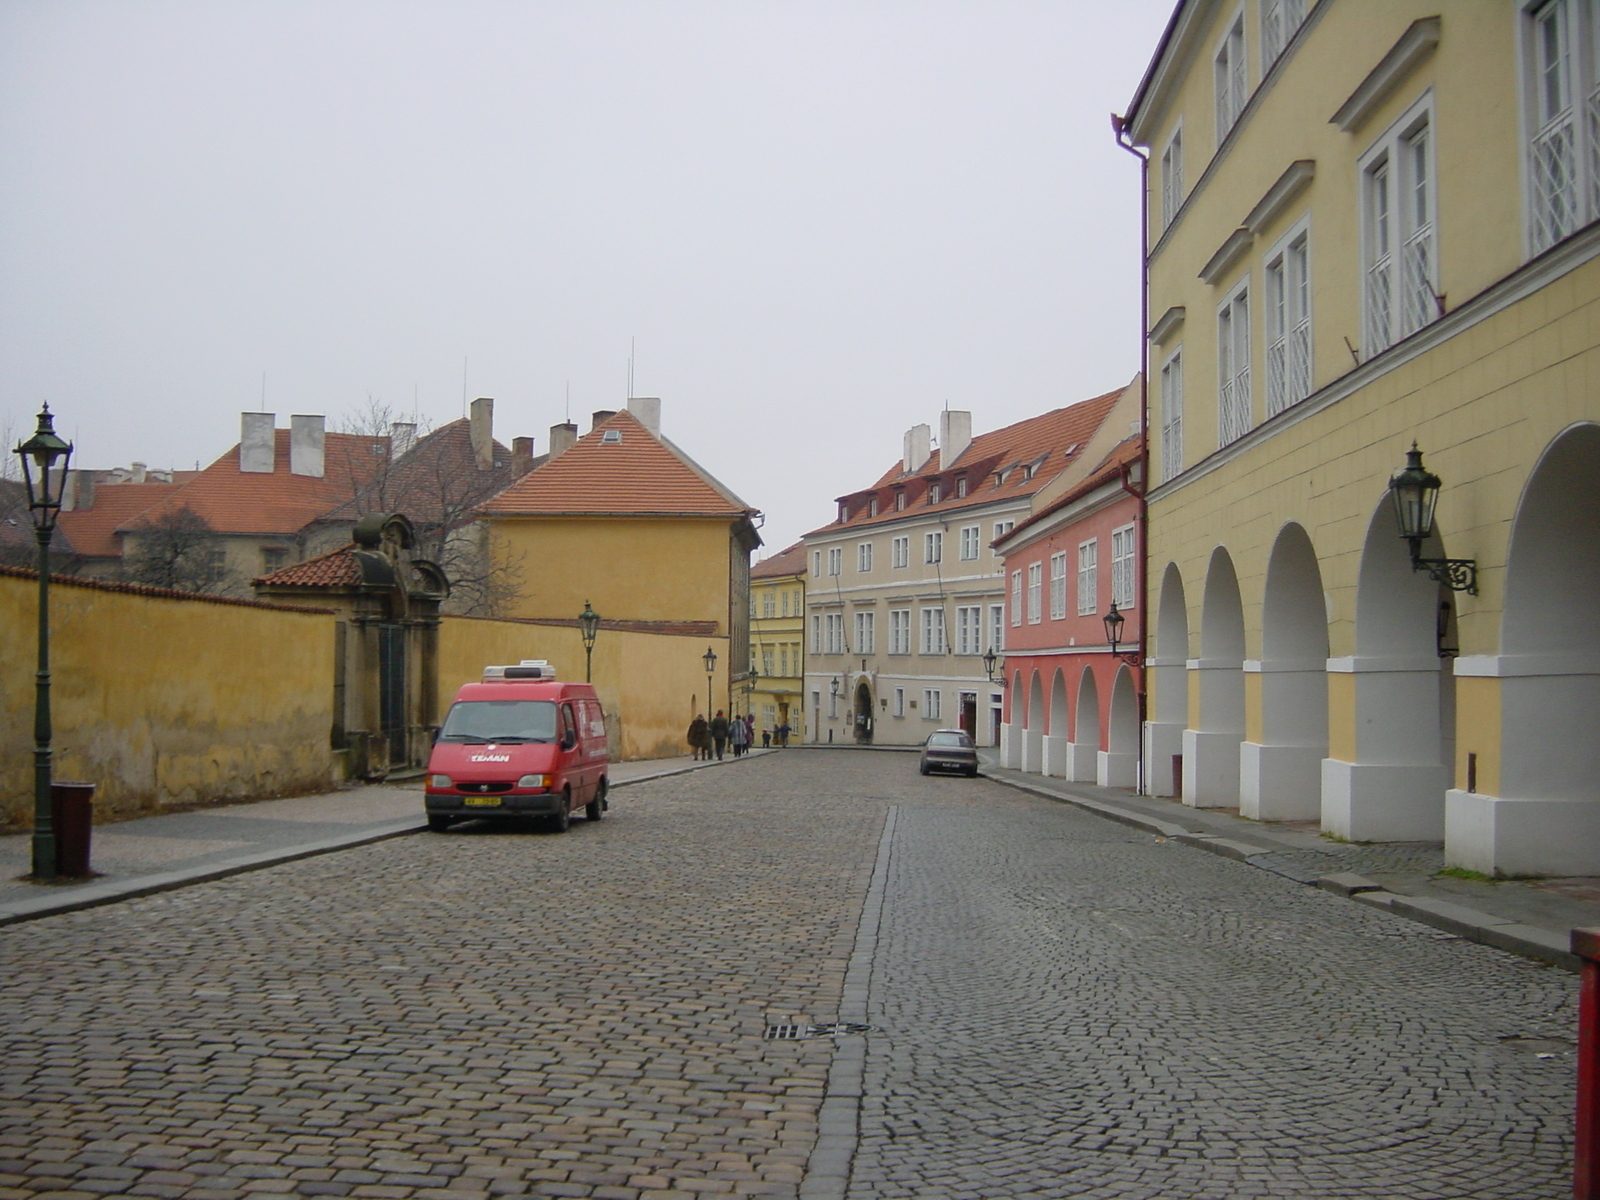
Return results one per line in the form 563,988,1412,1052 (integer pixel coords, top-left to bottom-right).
939,410,972,468
470,397,494,470
389,422,417,460
549,421,578,461
290,415,325,478
902,423,932,474
627,396,661,435
130,461,148,484
241,412,275,473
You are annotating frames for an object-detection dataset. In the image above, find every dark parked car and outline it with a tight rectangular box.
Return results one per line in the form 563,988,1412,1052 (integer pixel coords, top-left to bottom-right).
920,729,979,777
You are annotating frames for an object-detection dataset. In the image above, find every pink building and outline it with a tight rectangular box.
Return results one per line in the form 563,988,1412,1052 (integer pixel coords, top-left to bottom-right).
994,434,1145,788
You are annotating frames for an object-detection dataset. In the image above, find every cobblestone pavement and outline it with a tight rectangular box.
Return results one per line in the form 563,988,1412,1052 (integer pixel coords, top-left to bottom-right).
0,752,1581,1200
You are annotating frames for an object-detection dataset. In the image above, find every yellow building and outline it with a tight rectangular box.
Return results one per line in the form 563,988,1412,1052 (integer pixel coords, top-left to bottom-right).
748,542,806,745
479,398,762,760
1123,0,1600,875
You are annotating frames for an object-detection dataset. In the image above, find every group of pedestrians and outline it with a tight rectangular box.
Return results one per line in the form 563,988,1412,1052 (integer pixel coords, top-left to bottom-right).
686,710,761,760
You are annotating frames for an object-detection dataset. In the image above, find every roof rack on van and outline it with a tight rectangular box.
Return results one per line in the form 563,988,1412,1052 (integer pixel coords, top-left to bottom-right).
483,660,556,682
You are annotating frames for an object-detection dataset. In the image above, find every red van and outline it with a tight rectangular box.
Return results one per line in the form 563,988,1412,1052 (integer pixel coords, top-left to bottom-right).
424,661,609,833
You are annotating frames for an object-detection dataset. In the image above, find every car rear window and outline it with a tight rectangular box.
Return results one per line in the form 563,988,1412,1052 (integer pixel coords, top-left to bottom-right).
928,732,972,747
439,700,558,743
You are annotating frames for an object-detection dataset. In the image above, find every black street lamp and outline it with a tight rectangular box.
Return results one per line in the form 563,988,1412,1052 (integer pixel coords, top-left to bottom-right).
982,647,1005,686
703,645,718,717
15,404,73,881
1102,601,1144,667
1389,443,1477,594
746,664,759,712
578,601,600,682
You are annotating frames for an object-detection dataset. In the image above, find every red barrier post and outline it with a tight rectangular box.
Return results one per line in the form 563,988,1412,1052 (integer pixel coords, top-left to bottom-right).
1573,929,1600,1199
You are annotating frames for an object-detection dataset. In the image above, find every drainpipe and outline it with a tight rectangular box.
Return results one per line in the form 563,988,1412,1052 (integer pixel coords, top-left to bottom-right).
1113,111,1151,796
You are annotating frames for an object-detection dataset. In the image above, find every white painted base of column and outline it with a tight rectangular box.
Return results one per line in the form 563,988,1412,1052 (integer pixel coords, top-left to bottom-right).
1239,742,1322,822
1065,742,1097,783
1097,749,1136,788
1321,758,1447,842
1142,721,1184,797
1000,723,1019,769
1021,733,1044,775
1446,790,1600,877
1182,728,1241,808
1043,735,1068,778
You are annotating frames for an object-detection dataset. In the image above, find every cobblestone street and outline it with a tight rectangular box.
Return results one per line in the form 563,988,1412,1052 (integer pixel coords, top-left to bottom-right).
0,751,1580,1199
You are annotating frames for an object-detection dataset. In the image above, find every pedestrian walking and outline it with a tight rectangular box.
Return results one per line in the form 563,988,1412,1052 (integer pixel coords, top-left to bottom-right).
743,713,755,750
687,715,710,760
730,712,750,757
709,710,730,760
775,721,790,748
761,728,771,749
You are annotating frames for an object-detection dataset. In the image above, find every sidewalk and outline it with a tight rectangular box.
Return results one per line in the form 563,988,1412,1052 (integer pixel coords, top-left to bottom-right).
0,749,774,927
983,761,1600,972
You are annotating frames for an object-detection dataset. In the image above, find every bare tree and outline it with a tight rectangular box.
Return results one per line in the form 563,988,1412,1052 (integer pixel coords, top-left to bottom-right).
123,505,231,593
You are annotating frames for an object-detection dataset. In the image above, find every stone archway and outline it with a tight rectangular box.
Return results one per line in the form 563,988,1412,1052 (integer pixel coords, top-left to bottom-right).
1024,672,1045,774
1449,423,1600,874
1184,548,1245,807
1002,669,1026,768
853,680,874,744
1242,523,1328,821
1068,667,1100,783
1044,668,1070,777
1100,665,1139,788
1324,500,1449,841
1144,563,1189,797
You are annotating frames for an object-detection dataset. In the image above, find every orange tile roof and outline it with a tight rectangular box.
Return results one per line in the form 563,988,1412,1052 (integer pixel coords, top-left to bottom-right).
56,482,182,558
252,544,363,588
479,411,755,519
752,541,807,580
123,429,389,536
317,418,519,525
1000,434,1145,545
809,388,1124,536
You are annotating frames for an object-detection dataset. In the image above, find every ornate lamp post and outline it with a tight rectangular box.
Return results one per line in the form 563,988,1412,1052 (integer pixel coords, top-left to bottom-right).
746,664,759,714
1389,443,1478,594
982,647,1005,686
15,404,73,881
702,645,718,718
1102,601,1144,667
578,601,600,682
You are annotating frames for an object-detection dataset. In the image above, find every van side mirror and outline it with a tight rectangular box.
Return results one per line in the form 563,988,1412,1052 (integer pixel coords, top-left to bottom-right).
561,730,577,751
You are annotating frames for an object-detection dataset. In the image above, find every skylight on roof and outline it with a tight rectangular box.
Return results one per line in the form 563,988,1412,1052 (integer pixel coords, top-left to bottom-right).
601,429,623,444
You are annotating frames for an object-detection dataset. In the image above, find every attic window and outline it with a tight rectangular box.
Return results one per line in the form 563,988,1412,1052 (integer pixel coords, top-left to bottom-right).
927,481,941,504
1064,444,1080,457
839,501,849,522
869,497,879,517
955,476,967,498
894,489,906,511
993,468,1009,487
601,429,623,444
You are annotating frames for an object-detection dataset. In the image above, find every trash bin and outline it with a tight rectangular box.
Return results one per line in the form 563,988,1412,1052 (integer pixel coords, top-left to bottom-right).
50,781,95,877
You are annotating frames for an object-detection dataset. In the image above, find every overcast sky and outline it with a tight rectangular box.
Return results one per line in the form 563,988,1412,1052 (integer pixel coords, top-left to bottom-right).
0,0,1172,555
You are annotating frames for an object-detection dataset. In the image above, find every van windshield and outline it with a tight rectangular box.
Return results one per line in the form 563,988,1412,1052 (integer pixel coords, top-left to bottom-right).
439,700,558,744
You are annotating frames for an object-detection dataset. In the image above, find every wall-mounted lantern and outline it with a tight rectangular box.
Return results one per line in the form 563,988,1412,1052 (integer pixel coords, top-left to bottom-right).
1389,443,1477,594
1102,601,1144,667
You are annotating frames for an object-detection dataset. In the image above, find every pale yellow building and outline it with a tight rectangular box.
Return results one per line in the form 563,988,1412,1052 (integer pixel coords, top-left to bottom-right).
748,542,807,744
1123,0,1600,874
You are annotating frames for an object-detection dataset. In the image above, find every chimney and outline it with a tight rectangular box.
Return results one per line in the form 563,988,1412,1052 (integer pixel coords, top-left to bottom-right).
470,398,494,470
290,414,326,478
902,423,932,475
62,469,94,512
549,422,578,461
130,461,148,484
590,409,617,432
389,422,417,460
627,396,661,435
241,412,275,473
512,436,535,475
939,411,972,468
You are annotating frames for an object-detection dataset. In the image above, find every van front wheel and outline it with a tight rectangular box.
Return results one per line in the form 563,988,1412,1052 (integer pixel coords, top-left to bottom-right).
550,795,571,833
427,815,452,833
586,780,607,822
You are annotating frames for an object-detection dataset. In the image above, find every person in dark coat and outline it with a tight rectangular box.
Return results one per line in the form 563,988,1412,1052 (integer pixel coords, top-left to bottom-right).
709,710,730,760
688,715,710,760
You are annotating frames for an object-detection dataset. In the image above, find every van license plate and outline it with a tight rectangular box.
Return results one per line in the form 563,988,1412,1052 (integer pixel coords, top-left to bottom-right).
463,796,501,807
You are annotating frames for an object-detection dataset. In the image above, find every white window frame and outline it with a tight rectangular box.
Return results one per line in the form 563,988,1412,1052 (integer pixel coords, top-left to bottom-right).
924,531,943,564
1260,0,1305,70
891,535,910,569
889,609,912,655
1264,218,1312,417
1160,123,1185,229
1026,562,1043,624
893,687,906,717
824,612,844,655
855,610,875,655
1160,346,1184,482
1361,94,1437,356
811,550,821,578
857,541,873,572
956,604,983,655
810,614,822,654
827,546,842,576
1214,10,1248,142
1010,570,1023,626
923,689,942,722
1049,551,1068,620
927,481,941,504
959,525,980,560
1217,277,1252,446
989,604,1005,654
921,607,947,655
1522,0,1600,255
1077,539,1099,617
1111,525,1137,609
762,591,775,619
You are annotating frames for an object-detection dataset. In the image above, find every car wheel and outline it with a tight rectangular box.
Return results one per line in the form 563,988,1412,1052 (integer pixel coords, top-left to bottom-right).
586,780,607,822
427,815,452,833
966,767,980,778
919,764,930,775
550,795,571,833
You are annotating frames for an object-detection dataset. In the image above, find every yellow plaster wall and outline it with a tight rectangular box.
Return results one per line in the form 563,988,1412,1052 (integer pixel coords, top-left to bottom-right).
1244,672,1263,743
1453,675,1502,798
0,574,334,825
488,516,735,627
1327,672,1355,763
437,615,728,762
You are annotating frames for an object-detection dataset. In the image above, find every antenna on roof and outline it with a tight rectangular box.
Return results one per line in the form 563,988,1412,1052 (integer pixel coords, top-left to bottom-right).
261,371,267,407
627,336,635,400
462,357,468,419
565,381,571,422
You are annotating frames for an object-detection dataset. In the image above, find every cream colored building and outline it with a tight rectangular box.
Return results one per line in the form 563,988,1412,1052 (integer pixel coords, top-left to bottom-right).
1124,0,1600,874
748,542,807,743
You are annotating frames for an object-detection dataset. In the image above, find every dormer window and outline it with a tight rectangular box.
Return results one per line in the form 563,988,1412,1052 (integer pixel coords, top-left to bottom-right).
601,429,623,444
955,476,967,498
869,496,879,517
894,489,906,511
927,481,941,504
1064,444,1080,457
839,501,849,523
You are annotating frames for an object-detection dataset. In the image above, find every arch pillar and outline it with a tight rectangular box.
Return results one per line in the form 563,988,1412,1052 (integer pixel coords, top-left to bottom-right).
1099,666,1139,788
1043,668,1070,777
1185,549,1245,808
1143,565,1189,797
1021,672,1045,774
1066,669,1100,782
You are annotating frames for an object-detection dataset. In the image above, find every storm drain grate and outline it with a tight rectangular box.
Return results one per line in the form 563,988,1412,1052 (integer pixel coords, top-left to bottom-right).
763,1022,874,1041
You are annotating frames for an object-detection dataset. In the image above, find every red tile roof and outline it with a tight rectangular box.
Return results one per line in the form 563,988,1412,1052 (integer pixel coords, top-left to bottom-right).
479,411,755,519
999,434,1145,546
252,544,363,588
122,430,388,536
752,541,807,580
0,563,332,613
316,418,519,526
56,482,183,558
809,389,1124,535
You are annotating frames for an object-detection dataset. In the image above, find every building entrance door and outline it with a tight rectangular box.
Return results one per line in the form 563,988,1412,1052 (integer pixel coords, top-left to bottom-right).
854,682,874,743
959,691,977,737
377,623,408,768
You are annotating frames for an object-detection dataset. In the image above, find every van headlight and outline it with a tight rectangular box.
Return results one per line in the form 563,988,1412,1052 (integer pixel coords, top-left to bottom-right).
429,774,452,788
517,774,549,789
